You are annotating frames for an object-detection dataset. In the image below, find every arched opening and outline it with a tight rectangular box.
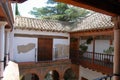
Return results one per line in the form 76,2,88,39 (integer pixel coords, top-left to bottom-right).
21,73,39,80
44,70,59,80
64,68,77,80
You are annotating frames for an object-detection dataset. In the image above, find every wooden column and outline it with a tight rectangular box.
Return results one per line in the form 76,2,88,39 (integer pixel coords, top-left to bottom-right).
70,37,80,61
70,37,80,50
92,36,95,63
71,64,80,80
113,16,120,80
0,22,6,79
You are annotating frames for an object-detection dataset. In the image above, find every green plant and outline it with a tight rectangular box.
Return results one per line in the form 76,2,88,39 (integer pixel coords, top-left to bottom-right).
79,37,93,54
103,46,114,54
79,45,88,54
86,37,93,44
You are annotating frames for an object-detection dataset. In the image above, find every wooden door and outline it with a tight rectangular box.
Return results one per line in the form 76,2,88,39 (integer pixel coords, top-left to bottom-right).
38,38,53,61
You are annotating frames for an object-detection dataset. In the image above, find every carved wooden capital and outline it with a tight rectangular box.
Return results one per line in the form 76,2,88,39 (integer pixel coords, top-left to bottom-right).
112,16,120,29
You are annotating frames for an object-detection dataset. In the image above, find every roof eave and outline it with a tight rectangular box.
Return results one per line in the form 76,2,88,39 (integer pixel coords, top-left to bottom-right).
10,0,27,3
55,0,120,16
0,1,14,30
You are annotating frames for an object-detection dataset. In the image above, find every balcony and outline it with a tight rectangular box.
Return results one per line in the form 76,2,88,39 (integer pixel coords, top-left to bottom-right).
18,59,72,80
70,50,113,74
18,59,71,72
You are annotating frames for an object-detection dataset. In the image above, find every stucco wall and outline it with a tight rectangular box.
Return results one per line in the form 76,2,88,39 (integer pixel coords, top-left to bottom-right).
79,66,105,80
14,37,37,62
53,39,69,60
81,40,112,53
14,29,69,38
13,30,70,62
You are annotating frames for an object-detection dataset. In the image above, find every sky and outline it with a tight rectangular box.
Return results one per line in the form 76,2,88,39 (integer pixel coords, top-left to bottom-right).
12,0,92,18
13,0,48,18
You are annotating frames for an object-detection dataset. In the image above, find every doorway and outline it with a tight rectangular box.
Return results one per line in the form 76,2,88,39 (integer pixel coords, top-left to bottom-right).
38,38,53,61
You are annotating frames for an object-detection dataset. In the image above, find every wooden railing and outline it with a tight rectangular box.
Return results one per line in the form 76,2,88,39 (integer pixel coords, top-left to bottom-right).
94,74,120,80
18,59,71,73
83,52,113,68
70,50,113,74
94,75,113,80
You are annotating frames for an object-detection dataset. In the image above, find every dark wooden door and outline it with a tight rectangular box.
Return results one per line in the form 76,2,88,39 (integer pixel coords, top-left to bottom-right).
38,38,53,61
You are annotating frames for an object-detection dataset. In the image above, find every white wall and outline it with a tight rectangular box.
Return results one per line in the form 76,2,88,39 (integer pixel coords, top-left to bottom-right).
53,39,69,60
81,40,111,53
13,37,37,62
53,39,69,47
95,40,111,53
79,66,105,80
9,31,14,61
14,29,69,38
13,29,70,62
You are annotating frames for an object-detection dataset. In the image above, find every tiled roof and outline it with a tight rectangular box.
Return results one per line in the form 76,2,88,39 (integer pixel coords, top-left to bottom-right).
14,16,71,32
71,13,114,32
14,13,114,33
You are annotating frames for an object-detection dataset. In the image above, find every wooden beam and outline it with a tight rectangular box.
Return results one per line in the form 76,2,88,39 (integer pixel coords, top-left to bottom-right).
70,28,113,38
10,0,27,3
56,0,119,16
73,0,120,15
14,34,68,39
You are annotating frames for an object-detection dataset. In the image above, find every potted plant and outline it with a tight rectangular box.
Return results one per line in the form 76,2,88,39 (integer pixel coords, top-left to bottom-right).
103,46,114,64
79,37,93,56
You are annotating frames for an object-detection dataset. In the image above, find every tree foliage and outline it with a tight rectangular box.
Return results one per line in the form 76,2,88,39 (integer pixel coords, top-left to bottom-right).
30,0,91,22
15,3,20,16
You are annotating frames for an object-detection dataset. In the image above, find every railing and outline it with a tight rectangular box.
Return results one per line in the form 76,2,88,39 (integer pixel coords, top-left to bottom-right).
36,47,69,62
53,48,69,60
83,52,113,68
94,74,120,80
94,75,113,80
18,59,71,69
70,50,114,68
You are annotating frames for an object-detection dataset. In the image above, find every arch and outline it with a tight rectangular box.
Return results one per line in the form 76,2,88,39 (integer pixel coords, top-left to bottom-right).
20,70,40,80
62,66,71,75
21,73,39,80
43,67,61,76
64,68,77,80
20,69,40,79
44,70,59,80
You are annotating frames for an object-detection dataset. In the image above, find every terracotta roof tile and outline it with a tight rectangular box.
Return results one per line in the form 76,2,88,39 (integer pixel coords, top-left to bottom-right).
14,16,71,32
71,13,114,32
14,13,114,32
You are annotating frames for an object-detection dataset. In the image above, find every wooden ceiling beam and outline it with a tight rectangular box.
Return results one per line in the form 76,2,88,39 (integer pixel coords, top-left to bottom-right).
0,0,14,30
73,0,120,15
56,0,120,16
10,0,27,3
70,28,113,37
